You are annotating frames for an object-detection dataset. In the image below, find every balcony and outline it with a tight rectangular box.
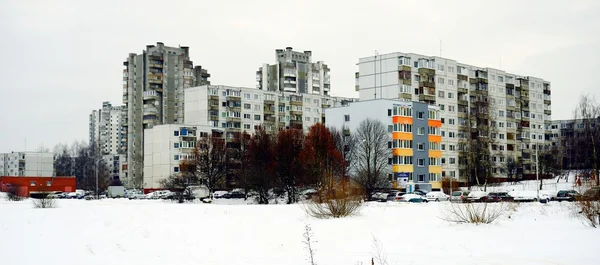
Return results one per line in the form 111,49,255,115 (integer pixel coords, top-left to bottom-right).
458,99,468,106
458,112,468,118
290,110,303,116
418,68,435,75
419,80,435,88
418,94,436,102
264,99,275,105
321,103,331,108
399,65,411,72
264,116,276,123
143,90,159,100
457,87,468,94
544,109,552,115
264,108,275,115
290,98,303,106
226,116,241,122
209,114,219,121
143,106,158,116
399,93,412,100
209,95,219,101
290,120,302,126
226,95,241,101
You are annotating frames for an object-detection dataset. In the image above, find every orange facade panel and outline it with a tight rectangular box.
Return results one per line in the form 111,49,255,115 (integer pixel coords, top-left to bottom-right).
429,150,442,158
428,135,442,142
393,148,413,156
392,132,413,140
428,120,442,127
393,116,413,124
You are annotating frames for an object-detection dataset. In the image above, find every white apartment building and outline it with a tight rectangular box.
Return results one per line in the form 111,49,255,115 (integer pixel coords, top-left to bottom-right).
1,152,55,177
184,85,356,137
356,52,551,179
143,124,213,189
256,47,331,96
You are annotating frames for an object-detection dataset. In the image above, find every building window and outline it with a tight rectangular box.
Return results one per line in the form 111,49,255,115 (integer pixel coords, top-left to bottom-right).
438,65,444,71
174,155,179,161
174,167,179,173
46,181,52,186
30,181,36,186
438,91,445,98
388,125,393,133
448,92,454,99
438,77,444,84
254,115,261,121
417,159,425,167
417,111,424,119
244,103,251,109
344,115,350,122
388,109,392,116
174,143,179,148
417,143,424,151
174,131,179,136
418,174,425,182
244,114,251,119
418,127,425,135
449,158,456,164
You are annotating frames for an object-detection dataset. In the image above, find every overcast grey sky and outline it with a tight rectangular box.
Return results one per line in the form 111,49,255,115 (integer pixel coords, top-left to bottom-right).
1,0,598,153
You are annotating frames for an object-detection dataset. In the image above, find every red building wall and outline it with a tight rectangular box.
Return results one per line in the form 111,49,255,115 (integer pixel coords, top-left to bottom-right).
0,176,77,197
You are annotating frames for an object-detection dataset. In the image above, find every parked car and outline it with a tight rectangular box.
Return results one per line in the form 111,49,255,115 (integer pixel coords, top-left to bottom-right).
450,191,470,202
556,190,578,202
426,191,450,202
128,193,147,200
539,192,551,203
413,190,429,196
47,192,64,199
226,191,246,199
386,191,405,202
145,190,170,200
213,190,229,199
399,193,428,203
467,191,489,203
511,191,538,202
488,192,513,202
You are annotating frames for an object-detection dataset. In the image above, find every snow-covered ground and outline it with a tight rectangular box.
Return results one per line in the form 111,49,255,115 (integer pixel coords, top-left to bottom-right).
1,196,598,265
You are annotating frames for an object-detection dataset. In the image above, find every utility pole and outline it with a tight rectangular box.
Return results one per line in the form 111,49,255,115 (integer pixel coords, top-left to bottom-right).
536,144,539,201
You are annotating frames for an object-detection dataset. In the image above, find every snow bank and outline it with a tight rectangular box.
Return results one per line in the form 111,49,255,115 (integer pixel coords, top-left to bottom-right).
0,199,597,265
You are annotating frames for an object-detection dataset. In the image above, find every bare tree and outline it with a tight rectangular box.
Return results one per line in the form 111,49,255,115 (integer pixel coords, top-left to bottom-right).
192,135,227,194
536,146,561,190
54,144,74,176
353,118,391,198
330,126,357,182
228,131,252,199
504,156,517,184
459,90,494,190
573,95,600,186
159,162,200,203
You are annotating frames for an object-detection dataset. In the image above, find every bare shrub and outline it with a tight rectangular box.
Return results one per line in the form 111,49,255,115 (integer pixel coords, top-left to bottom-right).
575,200,600,228
6,185,25,201
302,224,317,265
441,202,507,225
32,193,57,208
370,236,389,265
304,196,362,219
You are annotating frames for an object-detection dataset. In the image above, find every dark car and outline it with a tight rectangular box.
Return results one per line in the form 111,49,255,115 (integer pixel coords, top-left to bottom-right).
223,191,246,199
556,190,578,202
488,192,513,202
413,190,428,196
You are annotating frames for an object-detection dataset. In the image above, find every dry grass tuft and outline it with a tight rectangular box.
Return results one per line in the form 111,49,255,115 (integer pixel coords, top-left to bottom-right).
441,202,508,225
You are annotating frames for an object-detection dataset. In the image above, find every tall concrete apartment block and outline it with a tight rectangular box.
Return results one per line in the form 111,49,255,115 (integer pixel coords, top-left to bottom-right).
88,101,127,182
122,42,211,187
256,47,331,96
184,85,356,137
325,99,442,192
89,101,126,155
356,52,551,180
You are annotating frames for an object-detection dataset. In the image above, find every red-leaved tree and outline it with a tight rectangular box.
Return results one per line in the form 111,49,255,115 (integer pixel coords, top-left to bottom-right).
247,126,276,204
299,124,345,201
274,128,305,204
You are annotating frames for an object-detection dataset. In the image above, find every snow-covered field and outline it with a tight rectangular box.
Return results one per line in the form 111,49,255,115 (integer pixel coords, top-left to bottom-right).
1,196,598,265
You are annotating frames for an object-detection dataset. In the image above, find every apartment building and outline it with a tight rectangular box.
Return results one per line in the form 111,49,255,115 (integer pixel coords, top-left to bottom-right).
256,47,331,96
122,42,211,187
356,52,551,180
325,99,442,192
1,152,55,177
89,101,126,155
143,124,213,190
184,85,356,138
549,118,600,171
